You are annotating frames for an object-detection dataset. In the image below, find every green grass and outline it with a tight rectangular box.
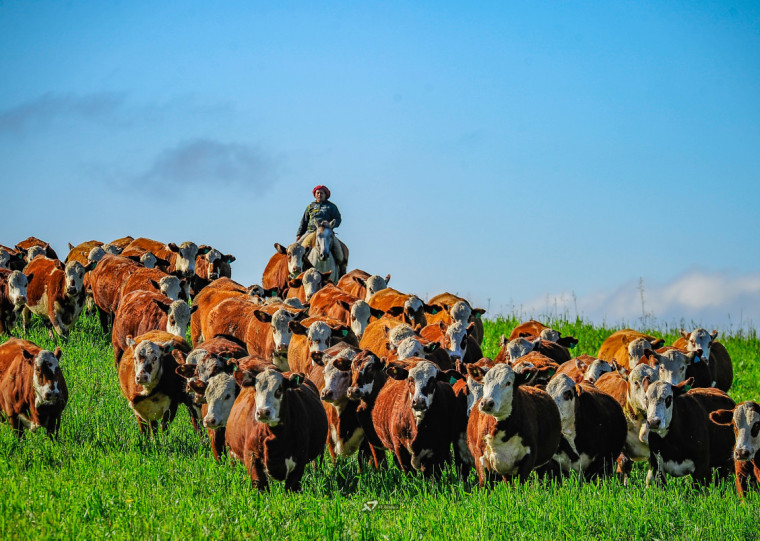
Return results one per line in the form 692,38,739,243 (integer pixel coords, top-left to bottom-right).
2,313,760,540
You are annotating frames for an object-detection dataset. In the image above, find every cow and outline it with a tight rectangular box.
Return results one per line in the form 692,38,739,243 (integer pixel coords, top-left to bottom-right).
508,320,579,350
117,331,192,435
15,236,58,260
371,358,467,477
65,241,103,265
22,257,90,339
337,269,391,302
308,282,383,338
556,355,618,384
359,318,412,358
119,267,186,302
467,363,561,485
190,278,254,344
638,377,734,487
673,328,733,392
710,402,760,498
644,347,710,387
494,336,571,366
107,236,135,251
286,268,332,304
0,338,68,438
122,237,206,279
0,246,27,271
112,290,192,365
425,293,486,345
389,336,454,371
0,269,30,336
225,367,328,491
546,374,627,479
262,242,309,297
287,317,357,373
191,246,236,296
368,288,441,331
509,351,560,387
597,329,664,370
420,320,482,368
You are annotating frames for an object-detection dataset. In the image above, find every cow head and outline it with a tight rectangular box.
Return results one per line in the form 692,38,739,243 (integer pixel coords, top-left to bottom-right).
140,252,159,269
448,301,472,325
168,241,200,277
346,350,385,401
505,336,541,363
126,337,174,392
27,347,64,407
386,359,448,424
164,300,191,337
341,300,382,340
202,373,239,429
154,275,183,301
63,261,86,297
386,324,416,352
464,359,493,415
278,242,307,278
314,349,355,403
87,246,106,264
640,378,692,441
711,402,760,462
289,268,330,302
395,337,426,360
25,245,46,262
356,274,390,302
7,270,29,308
0,248,11,269
255,308,307,370
442,321,474,362
246,368,305,426
681,328,718,361
403,296,439,329
627,338,652,368
539,328,561,343
198,247,235,281
102,243,122,255
583,359,615,384
627,363,659,418
477,363,532,421
547,373,578,437
646,348,702,385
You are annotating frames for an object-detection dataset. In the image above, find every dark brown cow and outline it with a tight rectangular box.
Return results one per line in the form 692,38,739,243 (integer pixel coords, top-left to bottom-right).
117,331,192,435
710,401,760,498
0,245,28,271
368,288,441,331
112,290,192,365
546,374,627,479
336,269,391,302
22,257,90,339
0,269,30,336
0,338,68,438
467,363,561,485
15,236,58,260
673,328,733,392
225,367,328,491
371,358,467,477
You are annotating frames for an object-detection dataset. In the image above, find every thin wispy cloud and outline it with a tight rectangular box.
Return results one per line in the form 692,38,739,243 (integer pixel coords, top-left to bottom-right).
0,92,126,133
518,269,760,331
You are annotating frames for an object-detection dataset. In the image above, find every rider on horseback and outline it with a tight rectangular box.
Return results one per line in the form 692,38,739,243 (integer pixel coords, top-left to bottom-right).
296,185,346,275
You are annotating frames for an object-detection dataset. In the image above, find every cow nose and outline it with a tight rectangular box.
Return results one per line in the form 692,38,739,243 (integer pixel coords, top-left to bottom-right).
256,407,271,420
411,398,427,411
480,398,495,412
204,416,217,428
321,389,333,401
67,287,78,296
347,387,360,400
648,418,661,429
736,448,752,461
136,373,149,384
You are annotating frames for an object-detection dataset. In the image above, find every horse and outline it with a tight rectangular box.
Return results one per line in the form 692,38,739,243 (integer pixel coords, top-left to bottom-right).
306,220,348,284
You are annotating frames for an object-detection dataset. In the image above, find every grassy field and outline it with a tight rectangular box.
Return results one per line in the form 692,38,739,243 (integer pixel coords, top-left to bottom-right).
1,313,760,540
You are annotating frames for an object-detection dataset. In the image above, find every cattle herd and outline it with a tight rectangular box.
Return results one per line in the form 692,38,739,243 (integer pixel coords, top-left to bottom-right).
1,235,760,498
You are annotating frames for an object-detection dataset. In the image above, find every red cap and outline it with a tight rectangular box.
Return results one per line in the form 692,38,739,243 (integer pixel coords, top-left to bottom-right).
313,185,330,198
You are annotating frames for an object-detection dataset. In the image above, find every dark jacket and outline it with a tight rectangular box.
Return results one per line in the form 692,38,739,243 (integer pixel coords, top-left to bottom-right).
297,201,342,237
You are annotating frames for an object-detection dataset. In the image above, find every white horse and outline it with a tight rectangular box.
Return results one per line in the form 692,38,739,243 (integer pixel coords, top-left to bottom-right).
306,220,348,284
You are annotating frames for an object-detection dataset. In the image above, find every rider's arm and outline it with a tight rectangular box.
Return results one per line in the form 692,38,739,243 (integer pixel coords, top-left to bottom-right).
296,205,311,237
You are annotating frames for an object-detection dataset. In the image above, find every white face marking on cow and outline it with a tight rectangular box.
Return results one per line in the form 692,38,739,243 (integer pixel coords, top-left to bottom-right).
306,321,333,352
547,374,577,439
63,261,86,297
174,242,199,276
539,328,560,343
449,301,472,324
445,321,468,361
388,324,415,351
407,361,439,424
627,338,652,368
0,249,10,269
7,271,29,307
286,243,307,276
285,457,297,477
204,249,222,280
364,275,388,302
733,403,760,461
628,364,658,416
282,297,305,309
321,356,352,405
686,328,714,361
350,300,372,339
652,350,693,385
87,246,105,263
301,268,325,301
159,276,182,301
132,341,167,393
479,364,517,421
643,381,674,438
270,309,298,352
506,337,539,362
167,300,191,337
254,369,288,425
396,337,425,360
203,373,238,429
25,245,45,262
33,351,61,407
403,296,423,321
102,243,121,255
583,359,613,383
141,252,158,268
466,377,483,415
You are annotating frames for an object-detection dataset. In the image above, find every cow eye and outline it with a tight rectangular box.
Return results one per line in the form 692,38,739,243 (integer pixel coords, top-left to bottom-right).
275,388,282,398
224,394,231,400
752,422,760,438
665,396,672,408
505,381,512,387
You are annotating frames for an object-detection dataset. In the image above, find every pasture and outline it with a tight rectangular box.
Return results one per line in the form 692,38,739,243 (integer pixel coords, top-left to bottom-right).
1,313,759,540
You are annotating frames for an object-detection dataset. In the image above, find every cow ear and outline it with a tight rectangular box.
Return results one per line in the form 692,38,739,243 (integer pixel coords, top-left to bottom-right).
514,370,533,387
153,299,172,314
234,369,257,387
21,349,35,361
425,303,443,315
223,254,236,264
189,379,207,395
190,304,199,314
641,376,651,393
370,307,384,319
499,334,508,347
709,409,734,426
321,271,332,282
150,279,160,289
331,326,351,339
644,349,660,365
160,341,175,356
680,329,689,340
334,358,352,371
126,335,137,349
650,338,665,348
353,276,366,287
438,369,465,385
68,242,75,251
289,320,308,335
85,261,97,272
286,372,306,389
197,245,212,255
175,364,197,379
674,377,694,395
167,243,179,252
172,349,186,364
25,272,34,283
53,347,63,360
294,309,309,321
310,352,326,366
472,308,485,318
385,362,409,380
289,278,303,288
384,274,391,285
336,300,351,312
710,330,718,341
557,336,579,348
386,306,404,317
466,365,485,382
274,243,287,254
254,310,273,323
127,255,142,263
423,342,439,354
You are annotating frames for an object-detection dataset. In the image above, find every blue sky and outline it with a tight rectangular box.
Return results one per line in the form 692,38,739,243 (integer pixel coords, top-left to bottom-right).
2,1,759,330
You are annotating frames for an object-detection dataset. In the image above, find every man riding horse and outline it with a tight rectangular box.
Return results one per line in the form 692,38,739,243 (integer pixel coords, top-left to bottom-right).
296,185,347,277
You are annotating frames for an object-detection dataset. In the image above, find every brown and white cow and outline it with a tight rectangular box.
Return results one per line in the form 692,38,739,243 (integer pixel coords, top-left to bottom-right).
225,367,328,491
15,236,58,260
710,402,760,498
0,338,68,438
336,269,391,302
508,320,579,350
122,237,206,279
190,279,253,344
262,242,309,297
112,290,192,365
22,257,90,339
644,347,709,387
287,317,357,373
673,328,733,392
597,329,664,370
495,336,571,366
117,331,192,435
371,358,467,477
120,267,187,303
420,320,482,368
425,293,486,345
467,363,561,485
191,246,236,295
286,268,332,304
546,374,627,479
368,288,441,331
0,269,30,336
308,283,384,339
65,240,104,265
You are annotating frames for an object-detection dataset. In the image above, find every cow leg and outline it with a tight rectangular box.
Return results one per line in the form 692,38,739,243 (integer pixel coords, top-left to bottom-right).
516,455,534,485
21,307,31,333
96,306,110,333
210,428,226,461
735,461,753,497
249,459,269,492
617,453,633,486
394,445,412,474
284,462,306,492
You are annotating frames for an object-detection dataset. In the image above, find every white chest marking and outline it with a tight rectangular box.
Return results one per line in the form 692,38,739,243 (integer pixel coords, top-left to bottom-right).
285,457,297,477
131,393,172,422
482,431,531,475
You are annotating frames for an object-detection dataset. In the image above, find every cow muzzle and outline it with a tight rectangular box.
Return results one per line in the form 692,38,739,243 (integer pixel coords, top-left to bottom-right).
735,447,752,461
346,387,362,401
135,373,151,385
480,398,495,413
320,389,334,401
15,295,26,307
204,415,220,429
411,398,428,412
67,286,78,296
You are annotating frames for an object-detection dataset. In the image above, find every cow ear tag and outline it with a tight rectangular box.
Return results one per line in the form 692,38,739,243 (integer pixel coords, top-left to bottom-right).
684,384,692,392
694,356,700,363
342,329,348,337
449,377,458,385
